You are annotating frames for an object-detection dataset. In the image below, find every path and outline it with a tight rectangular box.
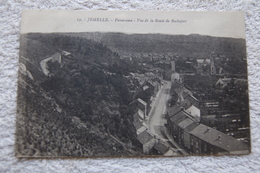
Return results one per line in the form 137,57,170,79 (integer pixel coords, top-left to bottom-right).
147,80,189,156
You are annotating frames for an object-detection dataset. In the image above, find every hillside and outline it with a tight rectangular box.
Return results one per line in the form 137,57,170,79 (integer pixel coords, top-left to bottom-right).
64,32,247,59
16,33,142,157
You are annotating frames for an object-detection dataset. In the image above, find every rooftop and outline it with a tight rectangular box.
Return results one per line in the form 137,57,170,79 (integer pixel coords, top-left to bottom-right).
190,124,248,152
137,98,147,106
178,118,195,130
184,122,199,132
184,94,199,102
133,111,141,122
170,111,188,125
137,130,154,145
133,119,144,130
167,105,182,117
154,142,169,154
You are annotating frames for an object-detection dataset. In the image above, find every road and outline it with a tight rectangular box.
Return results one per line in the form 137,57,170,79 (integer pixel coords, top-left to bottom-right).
148,81,171,135
147,80,189,156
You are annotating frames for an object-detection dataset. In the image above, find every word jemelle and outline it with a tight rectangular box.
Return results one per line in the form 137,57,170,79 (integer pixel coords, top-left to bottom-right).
87,18,109,22
77,18,109,22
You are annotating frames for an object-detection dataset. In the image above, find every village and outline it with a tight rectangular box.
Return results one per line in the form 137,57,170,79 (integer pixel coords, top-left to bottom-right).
125,52,250,156
16,32,250,158
34,50,250,156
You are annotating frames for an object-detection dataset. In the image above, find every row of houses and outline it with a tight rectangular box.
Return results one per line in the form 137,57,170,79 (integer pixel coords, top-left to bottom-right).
129,73,164,119
130,83,177,155
127,63,169,155
166,104,249,155
132,110,154,154
215,77,248,89
171,81,201,122
123,53,177,62
132,106,175,156
129,70,168,154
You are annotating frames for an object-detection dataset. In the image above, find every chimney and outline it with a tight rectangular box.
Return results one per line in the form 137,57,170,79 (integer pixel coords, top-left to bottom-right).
204,128,210,134
215,135,221,141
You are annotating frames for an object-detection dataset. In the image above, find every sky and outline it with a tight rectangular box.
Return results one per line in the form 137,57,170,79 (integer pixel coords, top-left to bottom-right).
21,10,246,39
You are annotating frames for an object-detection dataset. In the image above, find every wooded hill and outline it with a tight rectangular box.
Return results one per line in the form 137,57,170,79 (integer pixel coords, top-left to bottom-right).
64,32,247,60
17,33,143,157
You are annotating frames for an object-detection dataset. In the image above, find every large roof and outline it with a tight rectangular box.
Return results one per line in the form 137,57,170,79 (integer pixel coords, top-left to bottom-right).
154,142,169,154
137,130,154,145
167,106,249,153
133,110,144,122
184,122,199,132
133,119,143,130
190,124,248,153
167,105,182,117
178,118,195,130
184,94,199,102
170,111,188,125
170,109,196,123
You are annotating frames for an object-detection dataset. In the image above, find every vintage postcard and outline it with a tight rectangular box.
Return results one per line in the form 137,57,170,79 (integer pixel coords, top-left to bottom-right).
16,10,250,157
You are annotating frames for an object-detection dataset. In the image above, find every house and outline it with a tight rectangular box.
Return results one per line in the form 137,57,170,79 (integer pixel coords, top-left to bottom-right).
196,59,204,65
204,59,211,64
172,82,192,96
190,124,249,155
133,110,147,126
129,98,148,118
164,149,179,156
166,106,249,155
137,130,155,154
167,110,192,140
196,59,210,66
142,79,161,98
133,109,145,120
180,93,200,109
215,77,232,89
137,98,147,117
186,105,200,122
177,118,198,149
167,104,183,118
51,52,62,63
163,70,172,81
234,78,248,86
204,101,219,108
147,81,160,95
133,73,146,86
171,72,181,82
40,53,61,76
61,50,74,65
143,82,154,96
153,141,169,155
195,58,211,74
62,50,71,56
133,118,147,135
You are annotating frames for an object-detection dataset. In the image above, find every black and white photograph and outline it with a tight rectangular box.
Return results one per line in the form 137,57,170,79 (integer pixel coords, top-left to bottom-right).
16,11,251,157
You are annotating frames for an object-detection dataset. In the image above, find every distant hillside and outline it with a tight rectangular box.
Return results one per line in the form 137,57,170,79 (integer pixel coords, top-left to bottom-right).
63,32,247,59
